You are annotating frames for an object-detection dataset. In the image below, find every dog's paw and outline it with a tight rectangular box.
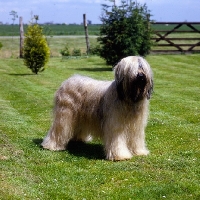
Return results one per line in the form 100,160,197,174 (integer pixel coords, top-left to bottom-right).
106,150,133,161
41,141,66,151
134,149,149,156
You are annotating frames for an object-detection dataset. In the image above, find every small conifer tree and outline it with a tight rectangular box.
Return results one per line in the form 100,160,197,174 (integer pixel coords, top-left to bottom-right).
23,24,50,74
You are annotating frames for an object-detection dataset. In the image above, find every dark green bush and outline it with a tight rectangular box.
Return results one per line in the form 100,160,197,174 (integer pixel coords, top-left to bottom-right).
98,0,153,65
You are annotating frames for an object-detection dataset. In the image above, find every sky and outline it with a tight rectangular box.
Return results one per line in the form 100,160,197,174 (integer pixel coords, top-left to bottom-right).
0,0,200,24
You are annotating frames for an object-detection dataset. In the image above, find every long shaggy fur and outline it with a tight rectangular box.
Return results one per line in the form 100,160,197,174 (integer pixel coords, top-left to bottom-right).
41,56,153,161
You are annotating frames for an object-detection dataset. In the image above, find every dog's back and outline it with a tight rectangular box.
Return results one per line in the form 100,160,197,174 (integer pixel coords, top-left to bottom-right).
55,75,112,138
57,75,111,110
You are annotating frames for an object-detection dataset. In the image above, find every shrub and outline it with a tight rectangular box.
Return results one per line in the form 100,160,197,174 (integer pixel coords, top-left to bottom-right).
0,42,3,50
89,44,101,56
23,24,50,74
60,43,70,56
98,0,153,65
72,48,81,56
60,45,82,57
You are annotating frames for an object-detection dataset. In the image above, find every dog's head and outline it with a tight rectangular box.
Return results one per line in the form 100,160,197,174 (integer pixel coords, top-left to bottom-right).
114,56,153,102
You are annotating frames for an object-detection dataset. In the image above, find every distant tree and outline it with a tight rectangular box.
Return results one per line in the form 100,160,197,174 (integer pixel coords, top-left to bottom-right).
98,0,153,65
9,10,18,24
34,15,39,24
23,24,50,74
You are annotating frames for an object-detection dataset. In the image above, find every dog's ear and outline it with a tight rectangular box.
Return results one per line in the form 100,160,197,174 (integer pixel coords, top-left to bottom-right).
114,62,125,100
147,78,153,100
116,77,125,100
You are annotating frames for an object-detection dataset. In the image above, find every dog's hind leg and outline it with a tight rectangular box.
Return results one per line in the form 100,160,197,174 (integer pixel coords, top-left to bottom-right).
41,108,74,151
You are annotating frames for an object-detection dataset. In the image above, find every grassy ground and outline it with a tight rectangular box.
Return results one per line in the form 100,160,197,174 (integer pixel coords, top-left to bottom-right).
0,54,199,199
1,33,200,59
0,36,98,58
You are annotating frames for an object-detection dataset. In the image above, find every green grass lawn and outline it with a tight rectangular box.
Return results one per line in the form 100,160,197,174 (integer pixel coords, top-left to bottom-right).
0,36,98,58
0,55,200,199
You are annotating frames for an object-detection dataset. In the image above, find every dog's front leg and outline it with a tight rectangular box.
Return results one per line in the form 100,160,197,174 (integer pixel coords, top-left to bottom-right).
104,133,133,161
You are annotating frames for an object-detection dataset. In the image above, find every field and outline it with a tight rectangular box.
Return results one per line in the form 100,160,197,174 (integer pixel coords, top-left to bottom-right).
0,36,200,200
0,24,101,36
1,34,200,59
0,36,98,58
0,24,200,36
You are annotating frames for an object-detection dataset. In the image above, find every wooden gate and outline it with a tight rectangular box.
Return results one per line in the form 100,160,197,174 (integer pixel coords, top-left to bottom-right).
151,22,200,54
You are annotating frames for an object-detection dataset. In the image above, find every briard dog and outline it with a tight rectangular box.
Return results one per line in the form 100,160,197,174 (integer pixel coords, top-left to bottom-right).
41,56,153,161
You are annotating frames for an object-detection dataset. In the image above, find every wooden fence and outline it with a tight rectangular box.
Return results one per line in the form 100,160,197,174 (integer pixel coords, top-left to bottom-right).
151,22,200,54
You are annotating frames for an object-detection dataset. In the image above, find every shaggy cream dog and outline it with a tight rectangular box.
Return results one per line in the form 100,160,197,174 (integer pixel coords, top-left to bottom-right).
41,56,153,161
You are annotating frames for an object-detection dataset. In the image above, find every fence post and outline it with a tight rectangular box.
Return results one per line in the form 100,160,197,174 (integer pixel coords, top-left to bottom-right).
19,16,24,58
83,14,90,55
147,14,150,30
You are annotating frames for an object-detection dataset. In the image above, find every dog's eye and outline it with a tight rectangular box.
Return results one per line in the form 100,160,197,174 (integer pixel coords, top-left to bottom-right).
138,73,144,77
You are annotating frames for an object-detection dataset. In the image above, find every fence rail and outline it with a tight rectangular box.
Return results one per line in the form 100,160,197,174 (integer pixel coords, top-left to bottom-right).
151,22,200,54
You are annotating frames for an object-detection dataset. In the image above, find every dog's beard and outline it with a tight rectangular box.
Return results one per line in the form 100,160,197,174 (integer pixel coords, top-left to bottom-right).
129,72,147,102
